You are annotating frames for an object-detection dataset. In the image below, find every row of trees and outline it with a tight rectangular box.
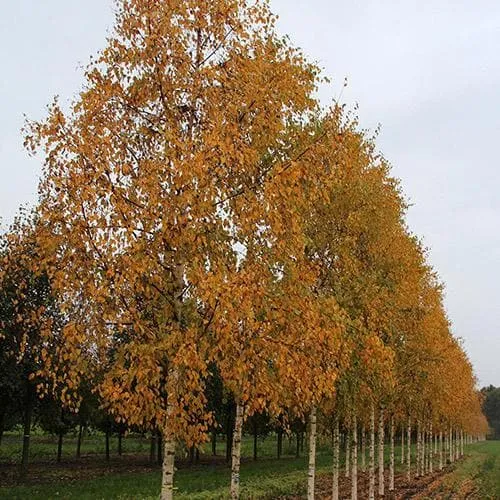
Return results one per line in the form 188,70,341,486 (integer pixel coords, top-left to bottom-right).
2,0,487,498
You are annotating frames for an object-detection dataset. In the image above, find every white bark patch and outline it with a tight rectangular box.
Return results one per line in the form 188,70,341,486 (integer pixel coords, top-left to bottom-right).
351,415,358,500
378,406,385,497
369,405,375,500
230,403,244,500
307,407,317,500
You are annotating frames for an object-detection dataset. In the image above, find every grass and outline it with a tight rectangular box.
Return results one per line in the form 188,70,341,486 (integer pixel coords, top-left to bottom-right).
1,431,486,499
438,440,500,499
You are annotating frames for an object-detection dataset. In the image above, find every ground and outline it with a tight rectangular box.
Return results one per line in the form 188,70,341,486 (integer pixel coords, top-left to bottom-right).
1,432,499,499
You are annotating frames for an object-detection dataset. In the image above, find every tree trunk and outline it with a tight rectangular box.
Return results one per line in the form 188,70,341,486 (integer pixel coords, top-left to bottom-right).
422,423,426,475
361,425,366,472
389,415,395,492
20,385,34,478
448,428,453,464
439,430,443,470
253,419,258,461
351,415,358,500
429,424,433,473
160,433,176,500
0,407,5,448
345,421,351,479
230,402,244,500
307,407,317,500
118,430,123,456
406,417,411,482
157,432,163,466
416,420,421,477
460,429,464,457
211,429,217,456
296,432,300,458
400,425,405,465
277,428,283,459
76,424,83,459
332,417,340,500
105,430,110,462
369,404,375,500
150,433,156,463
57,432,63,463
378,406,385,498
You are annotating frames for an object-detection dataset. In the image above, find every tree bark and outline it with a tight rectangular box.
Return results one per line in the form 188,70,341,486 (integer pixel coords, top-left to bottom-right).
345,420,351,479
118,430,123,456
400,425,405,465
361,425,366,472
439,430,443,471
150,433,156,463
369,405,375,500
157,431,163,465
277,428,283,459
210,429,216,456
76,424,83,459
378,406,385,498
296,432,300,458
0,407,5,448
253,418,258,461
429,424,433,473
57,432,63,463
20,385,34,478
105,429,110,462
160,433,176,500
406,417,411,482
351,415,358,500
230,402,244,500
332,417,340,500
389,415,395,492
416,420,421,477
448,428,453,464
307,407,317,500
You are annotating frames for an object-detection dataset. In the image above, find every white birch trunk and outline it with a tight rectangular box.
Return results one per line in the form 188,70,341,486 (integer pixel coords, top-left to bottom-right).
460,429,464,457
307,407,317,500
230,402,244,500
369,405,375,500
406,417,411,482
439,430,443,471
422,424,426,475
389,415,395,492
401,425,405,465
361,426,366,472
416,420,421,477
345,423,351,479
429,424,433,474
351,415,358,500
378,406,385,498
449,427,453,463
161,434,176,500
424,427,427,474
332,418,340,500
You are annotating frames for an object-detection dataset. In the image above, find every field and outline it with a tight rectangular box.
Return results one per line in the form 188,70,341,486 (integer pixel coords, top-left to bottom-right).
2,431,499,499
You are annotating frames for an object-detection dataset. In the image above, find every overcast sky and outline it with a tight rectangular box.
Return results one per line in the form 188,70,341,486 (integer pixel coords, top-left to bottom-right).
1,1,499,386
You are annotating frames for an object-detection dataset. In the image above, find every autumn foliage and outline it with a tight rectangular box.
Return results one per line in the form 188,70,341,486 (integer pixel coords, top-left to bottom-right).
0,0,486,498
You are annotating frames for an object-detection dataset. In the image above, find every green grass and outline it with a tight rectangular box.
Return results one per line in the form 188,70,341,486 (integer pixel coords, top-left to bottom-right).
0,432,481,499
0,431,151,464
439,440,500,499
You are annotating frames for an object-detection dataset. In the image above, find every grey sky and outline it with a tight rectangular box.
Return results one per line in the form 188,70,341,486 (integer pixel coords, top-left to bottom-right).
1,1,498,386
